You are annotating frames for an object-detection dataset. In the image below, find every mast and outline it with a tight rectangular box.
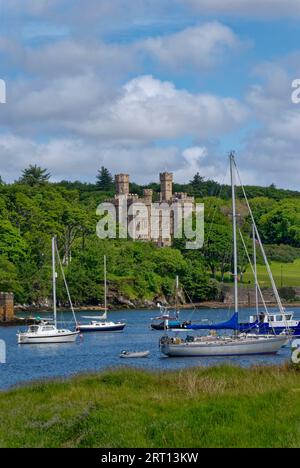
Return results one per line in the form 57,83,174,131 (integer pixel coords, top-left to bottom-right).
233,160,285,316
230,152,239,315
175,275,179,319
253,224,259,316
52,237,57,328
104,255,107,314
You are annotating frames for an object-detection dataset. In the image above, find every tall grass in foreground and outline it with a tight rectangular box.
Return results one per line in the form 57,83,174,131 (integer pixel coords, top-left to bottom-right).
0,365,300,448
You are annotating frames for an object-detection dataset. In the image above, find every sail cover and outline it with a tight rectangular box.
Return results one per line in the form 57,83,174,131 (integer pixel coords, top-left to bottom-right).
186,313,239,331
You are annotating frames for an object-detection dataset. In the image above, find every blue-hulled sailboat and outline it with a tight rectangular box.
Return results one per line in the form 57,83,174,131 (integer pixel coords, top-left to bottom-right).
160,153,289,357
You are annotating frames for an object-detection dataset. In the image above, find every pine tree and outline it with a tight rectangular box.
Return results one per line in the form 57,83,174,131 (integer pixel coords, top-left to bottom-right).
190,172,205,197
19,165,51,187
96,166,113,190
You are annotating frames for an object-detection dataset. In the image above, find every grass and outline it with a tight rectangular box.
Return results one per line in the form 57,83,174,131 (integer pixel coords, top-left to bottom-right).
1,365,300,448
243,258,300,287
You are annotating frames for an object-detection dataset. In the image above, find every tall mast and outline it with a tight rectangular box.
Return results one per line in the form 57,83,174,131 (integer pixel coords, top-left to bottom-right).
252,224,259,316
52,237,57,328
230,153,239,315
175,275,179,319
104,255,107,313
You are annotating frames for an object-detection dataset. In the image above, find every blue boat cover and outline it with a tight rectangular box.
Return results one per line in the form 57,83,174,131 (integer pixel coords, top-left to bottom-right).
187,313,239,330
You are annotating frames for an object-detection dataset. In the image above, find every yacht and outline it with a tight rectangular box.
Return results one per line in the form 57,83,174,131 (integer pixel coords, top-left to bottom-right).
160,153,289,357
17,238,79,344
78,256,126,333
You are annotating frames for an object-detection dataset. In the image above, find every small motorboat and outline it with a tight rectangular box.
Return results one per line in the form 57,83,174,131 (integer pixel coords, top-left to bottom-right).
120,350,150,358
78,320,126,332
150,303,191,331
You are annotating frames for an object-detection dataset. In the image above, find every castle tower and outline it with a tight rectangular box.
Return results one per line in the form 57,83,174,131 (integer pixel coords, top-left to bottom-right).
160,172,173,202
0,292,14,322
115,174,129,195
143,188,153,203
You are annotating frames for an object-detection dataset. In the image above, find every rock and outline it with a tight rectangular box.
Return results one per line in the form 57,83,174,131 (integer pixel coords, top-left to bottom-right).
115,296,136,308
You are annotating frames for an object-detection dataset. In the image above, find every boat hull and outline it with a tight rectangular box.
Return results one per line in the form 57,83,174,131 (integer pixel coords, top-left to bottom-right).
17,331,79,344
120,351,150,358
239,322,300,336
160,336,289,357
78,323,126,332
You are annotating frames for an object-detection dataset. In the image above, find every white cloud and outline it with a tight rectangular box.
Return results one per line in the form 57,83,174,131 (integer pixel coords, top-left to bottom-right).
2,74,247,142
173,146,206,182
142,22,244,69
0,133,208,184
239,57,300,189
68,75,248,141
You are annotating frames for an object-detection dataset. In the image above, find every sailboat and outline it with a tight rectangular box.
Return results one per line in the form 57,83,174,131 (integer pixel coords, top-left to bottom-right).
160,153,289,357
185,224,300,336
78,256,126,332
17,238,79,344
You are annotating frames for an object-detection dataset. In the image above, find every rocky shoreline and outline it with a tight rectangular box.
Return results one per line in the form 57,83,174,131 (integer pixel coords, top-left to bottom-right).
13,299,300,313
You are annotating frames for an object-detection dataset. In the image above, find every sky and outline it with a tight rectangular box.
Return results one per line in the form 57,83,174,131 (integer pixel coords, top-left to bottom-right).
1,0,300,188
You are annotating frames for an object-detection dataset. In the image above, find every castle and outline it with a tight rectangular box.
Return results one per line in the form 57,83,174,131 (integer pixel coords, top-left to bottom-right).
106,172,195,246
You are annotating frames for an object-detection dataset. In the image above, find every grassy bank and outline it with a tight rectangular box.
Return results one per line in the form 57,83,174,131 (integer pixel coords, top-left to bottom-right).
244,258,300,287
1,365,300,448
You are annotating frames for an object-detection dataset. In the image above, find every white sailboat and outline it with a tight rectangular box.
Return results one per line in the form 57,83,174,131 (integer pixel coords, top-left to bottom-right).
160,153,289,357
17,238,79,344
78,256,126,332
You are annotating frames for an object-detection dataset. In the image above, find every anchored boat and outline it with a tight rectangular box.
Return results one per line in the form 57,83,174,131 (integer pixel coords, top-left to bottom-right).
150,278,192,331
78,256,126,333
160,334,289,357
17,238,79,345
160,153,290,357
120,350,150,358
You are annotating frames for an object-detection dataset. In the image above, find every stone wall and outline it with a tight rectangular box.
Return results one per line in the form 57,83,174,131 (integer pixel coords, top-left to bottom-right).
0,292,14,322
221,285,300,306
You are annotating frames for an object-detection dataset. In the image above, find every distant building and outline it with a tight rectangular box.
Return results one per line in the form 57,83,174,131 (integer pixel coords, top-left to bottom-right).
106,172,195,246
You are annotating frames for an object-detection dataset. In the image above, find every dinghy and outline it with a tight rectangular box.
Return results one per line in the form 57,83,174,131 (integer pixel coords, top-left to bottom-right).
120,350,150,358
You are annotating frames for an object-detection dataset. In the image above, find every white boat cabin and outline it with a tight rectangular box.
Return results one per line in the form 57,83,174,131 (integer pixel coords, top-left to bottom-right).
249,312,299,327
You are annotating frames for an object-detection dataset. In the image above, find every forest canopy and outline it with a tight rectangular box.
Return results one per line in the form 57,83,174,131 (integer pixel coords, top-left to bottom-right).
1,166,300,306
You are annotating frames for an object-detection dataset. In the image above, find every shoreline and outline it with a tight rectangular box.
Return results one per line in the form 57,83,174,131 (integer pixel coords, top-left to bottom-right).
1,300,298,326
13,300,300,313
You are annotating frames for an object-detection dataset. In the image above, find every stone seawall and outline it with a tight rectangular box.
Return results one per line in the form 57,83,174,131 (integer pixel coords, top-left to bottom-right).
221,285,300,306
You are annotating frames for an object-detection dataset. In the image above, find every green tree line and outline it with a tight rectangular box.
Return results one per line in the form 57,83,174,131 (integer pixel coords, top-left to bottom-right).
0,165,300,306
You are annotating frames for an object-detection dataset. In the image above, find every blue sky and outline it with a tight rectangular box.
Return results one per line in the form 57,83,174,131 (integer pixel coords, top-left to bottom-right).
1,0,300,188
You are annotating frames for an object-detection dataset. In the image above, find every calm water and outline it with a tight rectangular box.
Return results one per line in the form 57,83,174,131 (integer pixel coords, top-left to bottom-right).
0,307,297,390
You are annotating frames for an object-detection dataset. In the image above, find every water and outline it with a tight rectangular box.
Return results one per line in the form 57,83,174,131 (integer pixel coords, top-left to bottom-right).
0,307,297,390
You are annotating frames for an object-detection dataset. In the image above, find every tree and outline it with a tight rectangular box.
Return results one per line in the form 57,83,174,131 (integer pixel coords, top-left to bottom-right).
190,173,205,197
19,165,51,187
96,167,113,191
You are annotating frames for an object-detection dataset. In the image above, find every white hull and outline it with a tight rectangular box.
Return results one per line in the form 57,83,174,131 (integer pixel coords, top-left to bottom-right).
18,330,79,344
160,335,289,357
120,351,150,358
